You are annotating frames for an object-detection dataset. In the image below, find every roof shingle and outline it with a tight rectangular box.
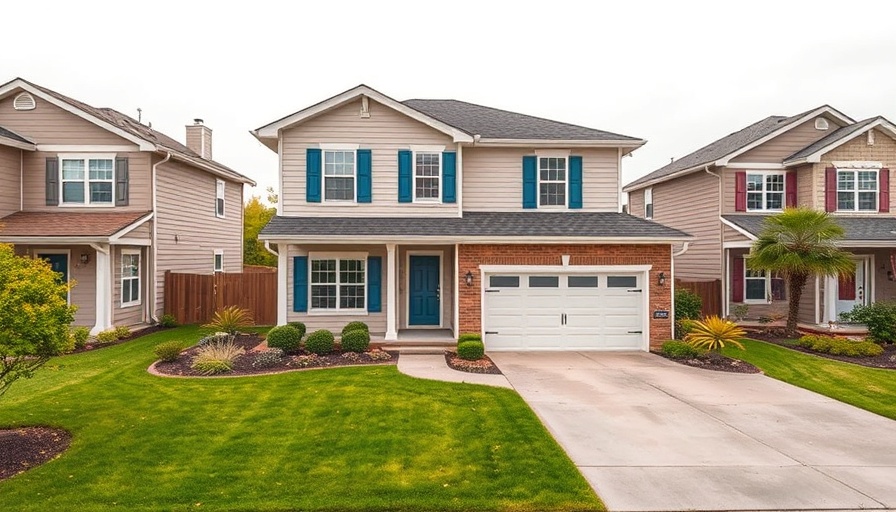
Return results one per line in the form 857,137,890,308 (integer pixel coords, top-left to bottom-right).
723,214,896,241
784,118,881,162
0,124,33,144
0,211,152,238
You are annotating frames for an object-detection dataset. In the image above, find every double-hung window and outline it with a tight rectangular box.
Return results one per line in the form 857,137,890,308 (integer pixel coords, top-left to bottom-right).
414,152,441,201
837,169,878,211
744,265,785,303
310,254,365,311
644,187,654,219
216,180,225,218
60,155,114,205
539,156,567,207
214,250,224,272
121,250,141,307
323,150,356,201
746,172,785,211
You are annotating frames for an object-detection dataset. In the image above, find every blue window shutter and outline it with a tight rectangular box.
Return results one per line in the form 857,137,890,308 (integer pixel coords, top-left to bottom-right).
569,156,583,209
367,256,382,312
357,149,372,203
522,156,537,208
398,150,412,203
442,151,457,203
306,148,321,203
293,256,308,312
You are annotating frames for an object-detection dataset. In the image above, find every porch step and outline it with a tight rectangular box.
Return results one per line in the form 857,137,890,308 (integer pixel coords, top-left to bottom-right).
380,342,454,355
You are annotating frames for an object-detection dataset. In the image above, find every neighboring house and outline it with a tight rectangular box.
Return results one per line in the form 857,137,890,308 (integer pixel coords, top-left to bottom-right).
0,78,255,334
624,105,896,326
253,85,689,351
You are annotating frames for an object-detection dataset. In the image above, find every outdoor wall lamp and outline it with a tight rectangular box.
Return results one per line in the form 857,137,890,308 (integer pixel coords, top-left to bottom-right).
657,272,666,286
80,253,89,265
465,271,474,287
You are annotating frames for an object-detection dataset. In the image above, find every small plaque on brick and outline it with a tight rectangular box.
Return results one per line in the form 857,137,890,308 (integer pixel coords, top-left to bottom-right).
653,310,670,319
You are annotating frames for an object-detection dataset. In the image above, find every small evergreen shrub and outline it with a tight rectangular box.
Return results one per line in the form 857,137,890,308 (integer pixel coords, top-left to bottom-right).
457,340,485,361
114,325,131,339
159,314,178,328
675,318,697,341
341,329,370,353
368,349,392,361
287,321,307,338
674,288,702,322
154,341,185,362
840,301,896,343
661,340,705,359
457,333,482,343
70,326,91,350
797,335,883,357
252,348,284,368
305,329,335,355
341,321,369,336
96,330,119,343
266,325,302,354
191,340,245,375
197,333,233,347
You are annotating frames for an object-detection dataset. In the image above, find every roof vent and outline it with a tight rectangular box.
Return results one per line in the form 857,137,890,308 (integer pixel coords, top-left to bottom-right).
815,118,829,130
13,92,35,111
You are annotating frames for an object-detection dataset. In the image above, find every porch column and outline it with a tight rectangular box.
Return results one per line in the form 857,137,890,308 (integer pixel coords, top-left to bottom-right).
90,243,112,335
823,276,836,324
385,243,398,341
277,246,288,326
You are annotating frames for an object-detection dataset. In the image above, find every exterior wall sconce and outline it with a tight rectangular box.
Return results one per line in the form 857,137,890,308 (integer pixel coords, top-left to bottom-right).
658,272,666,286
80,253,90,265
465,271,474,287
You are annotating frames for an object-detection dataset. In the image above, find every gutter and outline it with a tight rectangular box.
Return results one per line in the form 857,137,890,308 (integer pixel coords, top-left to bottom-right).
150,151,172,324
263,240,279,257
704,165,727,318
669,241,691,329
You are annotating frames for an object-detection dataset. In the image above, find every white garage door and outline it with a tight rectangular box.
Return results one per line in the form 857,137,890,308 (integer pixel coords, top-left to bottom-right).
483,272,645,351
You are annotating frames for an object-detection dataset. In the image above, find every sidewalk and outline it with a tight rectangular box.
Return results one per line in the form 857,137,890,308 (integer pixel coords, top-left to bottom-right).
397,354,513,389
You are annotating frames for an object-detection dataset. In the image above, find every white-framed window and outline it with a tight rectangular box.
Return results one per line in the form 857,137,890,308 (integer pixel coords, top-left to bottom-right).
744,265,785,303
746,171,785,211
413,152,441,202
214,250,224,272
59,154,115,206
121,249,141,307
323,149,356,201
539,156,567,207
216,180,225,218
644,187,654,219
837,169,878,211
309,253,366,311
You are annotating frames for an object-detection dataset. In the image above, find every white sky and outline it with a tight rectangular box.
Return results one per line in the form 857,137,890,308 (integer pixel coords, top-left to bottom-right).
4,0,895,204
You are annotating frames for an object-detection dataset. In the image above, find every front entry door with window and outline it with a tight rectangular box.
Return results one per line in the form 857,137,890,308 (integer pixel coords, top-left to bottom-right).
409,255,440,325
39,253,69,284
836,258,868,317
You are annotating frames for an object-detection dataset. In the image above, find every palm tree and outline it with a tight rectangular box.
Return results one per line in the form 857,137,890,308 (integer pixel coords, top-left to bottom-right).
747,208,854,335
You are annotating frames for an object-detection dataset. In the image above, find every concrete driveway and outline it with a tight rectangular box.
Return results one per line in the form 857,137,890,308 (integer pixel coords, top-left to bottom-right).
489,351,896,512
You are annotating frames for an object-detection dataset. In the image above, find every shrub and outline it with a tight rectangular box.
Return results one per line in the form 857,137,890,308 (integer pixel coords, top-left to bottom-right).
368,349,392,361
70,327,91,350
661,340,705,359
197,333,233,347
675,318,697,341
341,351,361,362
457,333,482,343
685,316,746,352
457,340,485,361
114,325,131,339
341,329,370,353
190,340,245,375
841,301,896,343
674,288,702,321
287,321,307,339
154,341,185,362
305,329,335,355
96,330,119,343
266,325,302,354
797,335,883,357
341,321,369,336
295,354,321,368
251,348,284,369
159,314,178,328
731,304,750,322
203,306,253,334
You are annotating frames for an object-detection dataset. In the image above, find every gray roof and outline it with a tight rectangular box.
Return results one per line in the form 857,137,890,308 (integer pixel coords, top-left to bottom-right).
262,211,690,239
723,214,896,241
402,99,642,142
784,117,881,162
0,125,32,144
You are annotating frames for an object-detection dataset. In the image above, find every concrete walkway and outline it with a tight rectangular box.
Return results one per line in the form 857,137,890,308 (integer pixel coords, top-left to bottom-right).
397,354,513,388
490,351,896,512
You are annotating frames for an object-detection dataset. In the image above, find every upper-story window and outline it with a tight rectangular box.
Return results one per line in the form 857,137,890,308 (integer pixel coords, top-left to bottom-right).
746,172,785,211
60,155,114,206
837,169,878,211
539,157,567,207
216,179,226,218
414,152,441,202
324,150,356,201
644,187,654,219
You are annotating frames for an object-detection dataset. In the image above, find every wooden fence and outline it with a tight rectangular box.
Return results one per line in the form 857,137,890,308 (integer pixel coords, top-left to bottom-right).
675,279,722,317
164,271,277,326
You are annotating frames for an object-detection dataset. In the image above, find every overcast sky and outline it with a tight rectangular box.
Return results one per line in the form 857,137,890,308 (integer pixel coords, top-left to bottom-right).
4,0,895,204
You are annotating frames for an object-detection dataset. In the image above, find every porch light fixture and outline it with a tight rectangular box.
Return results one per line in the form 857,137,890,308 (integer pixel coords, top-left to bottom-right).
80,253,89,265
657,272,666,286
465,271,474,287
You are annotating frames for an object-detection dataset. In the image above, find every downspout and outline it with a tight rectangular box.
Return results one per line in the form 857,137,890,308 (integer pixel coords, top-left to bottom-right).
670,242,691,333
705,166,725,317
263,240,279,257
150,151,172,323
19,150,24,211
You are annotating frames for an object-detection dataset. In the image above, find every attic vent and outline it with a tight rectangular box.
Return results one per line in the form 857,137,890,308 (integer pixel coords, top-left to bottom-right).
815,118,829,130
13,92,36,111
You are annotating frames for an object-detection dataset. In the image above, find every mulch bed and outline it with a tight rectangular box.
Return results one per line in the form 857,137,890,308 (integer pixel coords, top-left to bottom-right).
152,334,398,377
444,351,503,374
0,427,72,481
745,328,896,370
71,325,167,354
654,351,762,374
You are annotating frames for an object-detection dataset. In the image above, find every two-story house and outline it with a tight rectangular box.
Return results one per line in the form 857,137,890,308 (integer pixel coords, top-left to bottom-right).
253,85,689,351
0,78,255,334
624,105,896,327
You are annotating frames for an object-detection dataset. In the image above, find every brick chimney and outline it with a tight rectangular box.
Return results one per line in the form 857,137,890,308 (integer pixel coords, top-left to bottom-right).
185,118,212,160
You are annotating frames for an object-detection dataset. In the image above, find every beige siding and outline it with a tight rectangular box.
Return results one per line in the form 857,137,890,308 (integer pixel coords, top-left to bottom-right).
795,164,816,208
155,158,244,317
722,224,752,243
281,98,458,217
15,244,97,327
462,147,620,212
112,246,147,327
731,118,833,163
0,145,20,217
871,248,896,302
628,189,644,217
721,168,737,214
397,246,455,329
812,129,896,212
0,94,132,145
21,151,152,212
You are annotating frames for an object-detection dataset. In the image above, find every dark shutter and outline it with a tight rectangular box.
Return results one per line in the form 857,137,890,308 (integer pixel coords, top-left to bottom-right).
522,156,537,208
731,257,744,303
825,167,837,212
569,156,583,209
838,273,856,301
115,157,129,206
357,149,372,203
785,171,797,208
306,149,321,203
293,256,308,312
880,168,890,213
45,157,59,206
442,151,456,203
367,256,382,312
734,171,746,212
398,150,412,203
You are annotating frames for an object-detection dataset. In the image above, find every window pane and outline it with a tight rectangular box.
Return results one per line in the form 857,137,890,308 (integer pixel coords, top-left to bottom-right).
415,152,440,177
746,174,763,191
88,159,113,180
838,172,855,191
489,276,519,288
529,276,559,287
745,278,766,300
607,276,637,288
766,192,783,210
568,276,598,287
339,259,365,285
311,285,337,308
747,192,763,210
765,174,784,191
324,151,355,176
339,285,365,309
311,260,337,284
90,182,113,203
645,204,654,218
858,171,878,190
62,160,85,180
838,192,855,210
63,182,85,203
539,183,565,206
415,177,439,199
324,176,355,200
858,192,877,211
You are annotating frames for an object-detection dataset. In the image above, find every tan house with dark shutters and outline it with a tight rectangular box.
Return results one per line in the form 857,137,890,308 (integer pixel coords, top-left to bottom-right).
254,85,690,351
624,105,896,326
0,78,254,334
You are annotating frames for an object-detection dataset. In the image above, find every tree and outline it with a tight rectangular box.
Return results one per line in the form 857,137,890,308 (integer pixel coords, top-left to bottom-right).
0,244,76,397
243,188,277,267
747,208,855,335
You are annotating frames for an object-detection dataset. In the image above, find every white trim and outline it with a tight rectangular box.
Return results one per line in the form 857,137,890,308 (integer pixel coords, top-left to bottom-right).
34,249,71,304
319,143,360,151
644,187,653,219
150,151,171,323
719,217,758,241
13,91,35,110
814,276,821,325
617,147,623,213
0,135,36,151
321,147,358,204
57,153,117,207
37,144,139,152
453,244,460,337
456,144,464,217
410,144,446,153
536,154,569,209
89,243,112,335
412,149,442,204
120,248,142,308
213,249,224,272
744,170,787,212
722,241,755,249
307,252,369,313
277,247,288,326
785,119,896,165
824,255,873,323
110,238,151,246
216,179,226,218
385,244,398,340
109,212,154,241
406,250,444,328
476,138,645,149
725,162,786,169
832,161,882,169
534,149,571,157
260,235,691,244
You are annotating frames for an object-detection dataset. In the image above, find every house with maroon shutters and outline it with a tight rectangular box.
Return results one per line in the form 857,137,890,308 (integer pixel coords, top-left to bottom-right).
253,85,690,351
625,105,896,326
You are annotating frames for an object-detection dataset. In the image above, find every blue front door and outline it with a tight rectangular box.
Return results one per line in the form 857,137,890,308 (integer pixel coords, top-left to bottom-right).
39,253,69,285
409,255,440,325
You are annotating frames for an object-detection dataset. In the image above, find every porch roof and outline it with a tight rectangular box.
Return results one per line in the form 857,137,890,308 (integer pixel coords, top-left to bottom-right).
723,214,896,242
0,210,152,239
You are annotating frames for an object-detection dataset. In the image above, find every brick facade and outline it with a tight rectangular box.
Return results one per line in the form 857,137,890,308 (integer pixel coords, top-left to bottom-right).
457,244,673,349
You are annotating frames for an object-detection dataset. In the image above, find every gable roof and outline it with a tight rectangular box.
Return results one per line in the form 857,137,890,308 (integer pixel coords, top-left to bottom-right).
623,105,854,192
783,117,896,164
722,214,896,243
0,124,35,150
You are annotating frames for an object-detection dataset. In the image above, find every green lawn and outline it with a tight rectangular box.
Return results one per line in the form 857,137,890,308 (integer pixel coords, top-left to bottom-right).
724,338,896,420
0,326,601,511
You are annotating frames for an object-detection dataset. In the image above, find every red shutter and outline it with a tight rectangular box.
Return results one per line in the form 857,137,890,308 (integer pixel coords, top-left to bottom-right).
880,168,890,213
825,167,837,212
786,172,798,207
735,171,747,212
838,273,856,301
732,257,744,303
